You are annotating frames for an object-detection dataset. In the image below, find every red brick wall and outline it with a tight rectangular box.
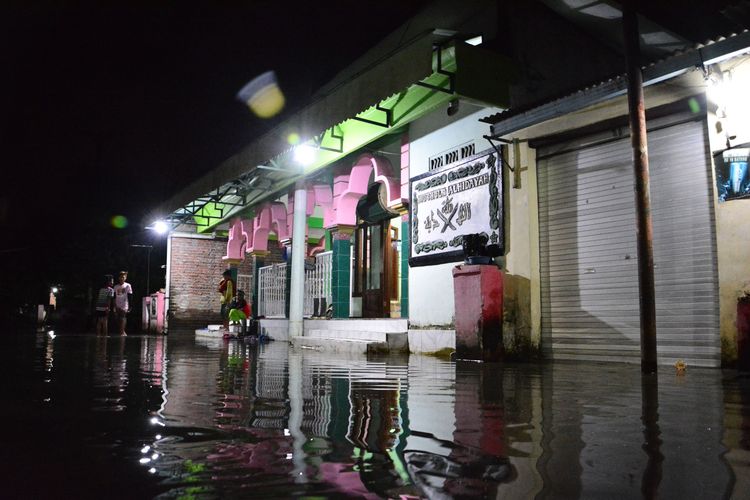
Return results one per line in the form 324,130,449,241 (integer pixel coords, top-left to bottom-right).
167,235,290,330
168,234,253,330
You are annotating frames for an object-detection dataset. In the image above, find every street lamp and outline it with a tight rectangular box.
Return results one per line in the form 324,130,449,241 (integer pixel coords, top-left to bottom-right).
130,244,153,295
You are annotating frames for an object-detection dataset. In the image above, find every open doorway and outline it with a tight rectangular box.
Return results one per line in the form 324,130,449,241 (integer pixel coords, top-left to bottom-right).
353,218,400,318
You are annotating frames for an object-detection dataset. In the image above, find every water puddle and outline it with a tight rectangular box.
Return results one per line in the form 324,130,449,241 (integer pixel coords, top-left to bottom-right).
2,331,748,498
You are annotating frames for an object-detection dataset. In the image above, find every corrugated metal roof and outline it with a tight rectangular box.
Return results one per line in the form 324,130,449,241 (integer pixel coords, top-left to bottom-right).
482,30,750,134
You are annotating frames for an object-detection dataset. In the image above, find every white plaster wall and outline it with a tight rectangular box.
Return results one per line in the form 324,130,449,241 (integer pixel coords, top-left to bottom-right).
706,57,750,362
408,104,502,327
504,144,533,280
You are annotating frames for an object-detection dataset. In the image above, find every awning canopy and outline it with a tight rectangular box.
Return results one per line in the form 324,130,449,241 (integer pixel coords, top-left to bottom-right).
153,33,514,233
483,30,750,138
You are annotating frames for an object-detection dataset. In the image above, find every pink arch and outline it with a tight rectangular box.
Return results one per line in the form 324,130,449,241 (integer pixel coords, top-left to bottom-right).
332,154,400,227
224,217,253,261
248,202,288,253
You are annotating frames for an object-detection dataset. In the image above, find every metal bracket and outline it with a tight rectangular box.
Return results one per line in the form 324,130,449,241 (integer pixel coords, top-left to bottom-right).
351,104,393,128
483,135,514,173
314,126,344,153
415,45,455,95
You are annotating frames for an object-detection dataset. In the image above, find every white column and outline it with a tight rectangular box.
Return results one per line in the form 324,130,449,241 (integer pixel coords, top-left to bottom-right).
288,182,307,338
164,234,172,332
287,351,307,482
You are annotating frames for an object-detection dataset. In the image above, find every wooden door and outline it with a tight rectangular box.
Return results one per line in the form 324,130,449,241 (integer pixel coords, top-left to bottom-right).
355,220,398,318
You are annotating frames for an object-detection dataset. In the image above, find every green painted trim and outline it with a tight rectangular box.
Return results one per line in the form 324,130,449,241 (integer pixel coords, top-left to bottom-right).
194,202,225,233
401,220,410,318
191,43,515,233
194,51,455,233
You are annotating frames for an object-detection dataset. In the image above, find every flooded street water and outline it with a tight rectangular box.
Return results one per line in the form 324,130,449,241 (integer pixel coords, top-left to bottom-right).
2,329,749,499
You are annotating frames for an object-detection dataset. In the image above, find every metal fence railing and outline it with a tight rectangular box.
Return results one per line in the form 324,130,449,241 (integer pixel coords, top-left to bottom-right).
257,251,333,318
304,251,332,317
257,263,287,318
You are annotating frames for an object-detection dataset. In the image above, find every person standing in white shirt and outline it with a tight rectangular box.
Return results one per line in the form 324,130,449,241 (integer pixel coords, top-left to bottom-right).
114,271,133,336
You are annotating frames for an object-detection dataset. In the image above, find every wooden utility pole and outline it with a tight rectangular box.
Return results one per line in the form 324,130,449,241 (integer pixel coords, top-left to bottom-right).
623,4,658,373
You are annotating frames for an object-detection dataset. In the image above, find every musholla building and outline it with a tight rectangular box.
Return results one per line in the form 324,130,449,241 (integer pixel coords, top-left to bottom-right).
153,0,750,368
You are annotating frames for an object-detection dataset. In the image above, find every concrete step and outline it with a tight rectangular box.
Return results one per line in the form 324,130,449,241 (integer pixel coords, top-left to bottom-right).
292,332,408,354
260,325,289,341
304,318,407,333
305,329,386,342
196,328,225,338
291,336,375,354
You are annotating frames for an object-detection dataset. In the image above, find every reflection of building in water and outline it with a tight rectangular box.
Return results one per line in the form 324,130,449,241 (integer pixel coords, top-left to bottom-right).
139,335,166,388
724,376,750,499
343,363,412,497
535,364,731,499
160,340,224,428
251,345,288,429
347,383,402,453
303,370,333,437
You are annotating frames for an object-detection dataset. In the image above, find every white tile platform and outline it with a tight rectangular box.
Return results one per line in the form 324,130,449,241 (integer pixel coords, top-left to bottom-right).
408,329,455,354
196,320,454,355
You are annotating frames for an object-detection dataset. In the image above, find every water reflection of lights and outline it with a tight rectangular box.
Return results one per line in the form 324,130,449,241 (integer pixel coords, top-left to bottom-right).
135,337,170,479
150,417,165,427
45,335,55,372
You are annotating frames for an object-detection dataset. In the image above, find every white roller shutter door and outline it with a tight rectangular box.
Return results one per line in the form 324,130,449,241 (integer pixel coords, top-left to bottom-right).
537,117,720,366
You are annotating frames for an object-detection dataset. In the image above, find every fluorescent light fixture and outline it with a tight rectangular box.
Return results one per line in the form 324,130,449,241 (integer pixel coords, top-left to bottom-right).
152,221,169,234
293,144,316,166
465,35,483,46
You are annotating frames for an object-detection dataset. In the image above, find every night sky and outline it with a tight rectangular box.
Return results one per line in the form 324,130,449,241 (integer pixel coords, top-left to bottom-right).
0,0,429,315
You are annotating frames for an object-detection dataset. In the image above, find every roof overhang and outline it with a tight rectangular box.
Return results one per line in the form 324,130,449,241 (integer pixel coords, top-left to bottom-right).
153,35,514,233
483,26,750,138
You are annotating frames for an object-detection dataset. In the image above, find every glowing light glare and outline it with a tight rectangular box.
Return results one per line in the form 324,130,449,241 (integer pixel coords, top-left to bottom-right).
48,331,56,339
287,133,301,145
152,221,168,234
236,71,286,119
111,215,129,229
155,434,162,440
707,71,750,116
293,144,316,166
139,458,151,464
285,453,293,460
283,428,291,437
148,468,156,474
150,417,165,427
51,287,59,294
465,35,483,46
141,446,150,454
151,453,159,460
706,75,725,108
